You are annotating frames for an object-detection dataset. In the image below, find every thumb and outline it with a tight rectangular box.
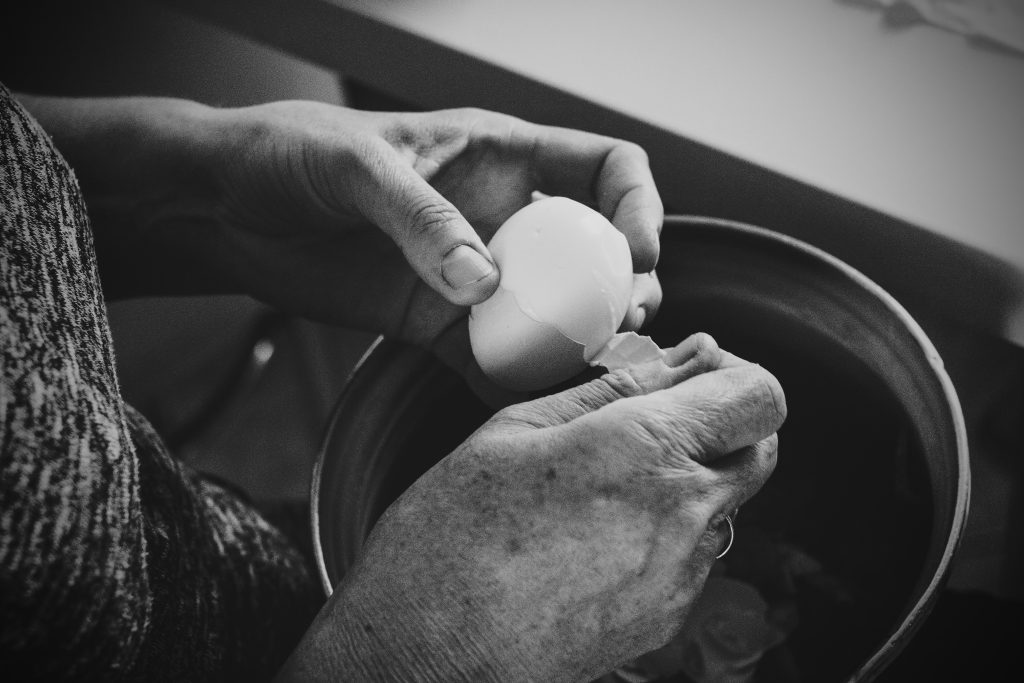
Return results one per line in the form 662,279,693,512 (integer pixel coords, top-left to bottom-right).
365,153,500,306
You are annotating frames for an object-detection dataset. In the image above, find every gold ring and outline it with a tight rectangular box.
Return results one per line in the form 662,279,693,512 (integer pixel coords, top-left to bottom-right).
715,513,735,560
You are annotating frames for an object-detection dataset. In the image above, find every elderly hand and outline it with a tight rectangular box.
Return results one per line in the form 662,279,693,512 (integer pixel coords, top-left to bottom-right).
24,96,662,394
276,334,787,682
208,103,664,394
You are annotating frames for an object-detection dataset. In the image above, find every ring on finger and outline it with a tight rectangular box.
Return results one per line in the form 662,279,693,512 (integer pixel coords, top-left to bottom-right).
715,512,736,560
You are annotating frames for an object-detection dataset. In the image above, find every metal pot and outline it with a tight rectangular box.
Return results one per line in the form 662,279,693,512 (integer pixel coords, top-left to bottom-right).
312,216,969,682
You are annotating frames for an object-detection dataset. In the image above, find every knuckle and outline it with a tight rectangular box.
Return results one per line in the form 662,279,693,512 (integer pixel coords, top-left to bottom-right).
685,332,720,370
452,107,520,142
487,404,549,432
593,369,646,401
616,401,703,467
629,416,679,458
352,131,391,164
690,332,718,356
406,196,460,239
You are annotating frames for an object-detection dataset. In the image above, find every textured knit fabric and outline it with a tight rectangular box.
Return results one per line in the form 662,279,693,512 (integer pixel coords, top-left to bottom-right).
1,84,321,681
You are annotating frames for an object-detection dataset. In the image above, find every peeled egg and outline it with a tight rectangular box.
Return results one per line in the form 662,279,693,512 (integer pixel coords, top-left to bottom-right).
468,196,634,391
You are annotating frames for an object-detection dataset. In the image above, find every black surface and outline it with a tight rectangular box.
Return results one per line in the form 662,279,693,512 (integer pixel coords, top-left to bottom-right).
877,590,1024,681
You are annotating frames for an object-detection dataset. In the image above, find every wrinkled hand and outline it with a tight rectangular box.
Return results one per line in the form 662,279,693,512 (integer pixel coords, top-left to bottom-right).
203,103,663,382
24,95,663,398
277,334,787,682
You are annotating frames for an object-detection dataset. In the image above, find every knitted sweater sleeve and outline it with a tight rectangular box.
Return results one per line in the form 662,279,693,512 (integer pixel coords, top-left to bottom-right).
1,84,320,681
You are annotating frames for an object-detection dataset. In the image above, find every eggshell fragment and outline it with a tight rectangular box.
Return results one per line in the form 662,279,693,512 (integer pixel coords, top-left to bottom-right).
469,196,634,391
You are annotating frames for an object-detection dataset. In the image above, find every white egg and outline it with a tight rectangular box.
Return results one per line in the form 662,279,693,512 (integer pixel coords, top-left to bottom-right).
469,196,634,391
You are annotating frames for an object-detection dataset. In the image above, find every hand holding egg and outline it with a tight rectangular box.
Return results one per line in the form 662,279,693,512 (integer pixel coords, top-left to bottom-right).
469,196,663,391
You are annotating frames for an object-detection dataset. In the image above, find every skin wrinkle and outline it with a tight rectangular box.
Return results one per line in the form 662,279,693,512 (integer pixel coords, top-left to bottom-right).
390,113,485,189
238,105,367,231
493,369,646,432
344,134,402,222
297,132,350,228
380,117,423,154
409,148,444,180
234,116,296,223
621,404,705,469
594,369,647,403
213,144,285,241
403,192,465,244
387,119,465,184
363,502,520,682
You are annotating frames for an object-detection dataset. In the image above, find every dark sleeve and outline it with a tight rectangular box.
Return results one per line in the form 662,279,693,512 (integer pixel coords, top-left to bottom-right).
1,84,321,681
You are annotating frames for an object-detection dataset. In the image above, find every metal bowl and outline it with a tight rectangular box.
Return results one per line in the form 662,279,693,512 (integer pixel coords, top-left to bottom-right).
312,216,969,682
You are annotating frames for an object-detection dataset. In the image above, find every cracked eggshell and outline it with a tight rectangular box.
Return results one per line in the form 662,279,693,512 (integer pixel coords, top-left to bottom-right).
469,196,634,391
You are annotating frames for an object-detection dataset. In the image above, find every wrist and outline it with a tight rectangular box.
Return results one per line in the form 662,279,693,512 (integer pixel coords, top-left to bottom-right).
18,93,236,298
278,563,537,683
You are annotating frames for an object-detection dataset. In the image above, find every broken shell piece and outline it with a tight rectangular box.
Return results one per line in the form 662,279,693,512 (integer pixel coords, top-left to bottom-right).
589,331,666,371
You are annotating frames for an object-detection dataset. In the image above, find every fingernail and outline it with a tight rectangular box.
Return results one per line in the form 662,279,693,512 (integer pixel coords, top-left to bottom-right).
442,245,494,288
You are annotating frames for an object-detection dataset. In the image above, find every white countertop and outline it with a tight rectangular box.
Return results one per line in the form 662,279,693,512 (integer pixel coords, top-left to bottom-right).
343,0,1022,253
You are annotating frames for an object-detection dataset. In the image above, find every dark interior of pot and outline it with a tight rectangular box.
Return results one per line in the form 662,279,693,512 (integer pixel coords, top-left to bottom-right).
313,217,968,683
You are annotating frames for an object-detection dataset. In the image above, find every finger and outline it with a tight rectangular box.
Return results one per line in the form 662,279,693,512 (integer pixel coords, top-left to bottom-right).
587,363,787,466
610,332,721,396
619,271,662,332
359,144,500,306
528,124,663,272
662,332,722,382
668,364,786,462
492,333,724,430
